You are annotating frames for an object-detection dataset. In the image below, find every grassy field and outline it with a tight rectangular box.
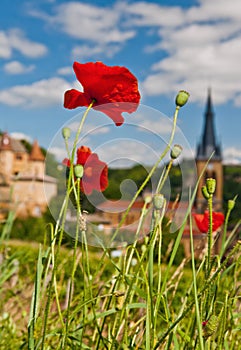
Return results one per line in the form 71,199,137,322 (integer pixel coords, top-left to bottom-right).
0,202,241,349
1,92,241,349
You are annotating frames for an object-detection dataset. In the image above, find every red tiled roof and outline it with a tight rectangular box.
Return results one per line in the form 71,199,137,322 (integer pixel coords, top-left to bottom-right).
29,140,45,161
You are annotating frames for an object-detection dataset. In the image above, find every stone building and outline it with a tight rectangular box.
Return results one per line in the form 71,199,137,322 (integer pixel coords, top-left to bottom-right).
0,132,57,219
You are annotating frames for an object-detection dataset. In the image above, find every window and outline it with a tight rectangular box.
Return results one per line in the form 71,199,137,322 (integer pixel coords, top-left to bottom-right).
15,154,22,160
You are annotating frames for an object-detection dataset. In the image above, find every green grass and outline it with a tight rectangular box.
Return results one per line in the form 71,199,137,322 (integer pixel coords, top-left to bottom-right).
1,98,241,349
0,231,240,349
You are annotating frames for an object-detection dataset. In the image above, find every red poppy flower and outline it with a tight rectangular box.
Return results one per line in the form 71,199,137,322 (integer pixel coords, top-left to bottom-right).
63,146,108,195
193,211,225,233
64,61,141,126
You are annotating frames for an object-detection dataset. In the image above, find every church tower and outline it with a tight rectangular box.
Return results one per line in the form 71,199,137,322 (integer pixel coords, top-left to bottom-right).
196,89,223,212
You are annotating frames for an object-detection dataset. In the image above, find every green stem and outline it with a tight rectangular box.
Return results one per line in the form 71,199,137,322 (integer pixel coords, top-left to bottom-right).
156,159,173,194
189,205,204,350
153,241,241,349
110,106,180,245
71,100,95,162
153,202,166,341
207,194,213,277
220,196,237,259
41,197,69,350
62,179,81,348
41,102,93,349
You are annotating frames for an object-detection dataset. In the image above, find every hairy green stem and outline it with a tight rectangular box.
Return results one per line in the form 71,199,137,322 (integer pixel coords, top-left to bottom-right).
207,194,213,277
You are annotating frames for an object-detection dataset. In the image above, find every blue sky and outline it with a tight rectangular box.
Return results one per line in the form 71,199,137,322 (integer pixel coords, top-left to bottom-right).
1,0,241,166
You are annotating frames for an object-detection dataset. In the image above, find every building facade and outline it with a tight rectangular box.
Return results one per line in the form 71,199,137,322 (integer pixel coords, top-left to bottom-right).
0,132,57,219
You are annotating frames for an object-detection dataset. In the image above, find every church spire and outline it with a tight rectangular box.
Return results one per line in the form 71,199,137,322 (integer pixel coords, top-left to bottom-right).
196,89,222,160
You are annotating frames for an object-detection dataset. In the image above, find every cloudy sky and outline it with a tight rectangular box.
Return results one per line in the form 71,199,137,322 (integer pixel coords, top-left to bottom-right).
1,0,241,166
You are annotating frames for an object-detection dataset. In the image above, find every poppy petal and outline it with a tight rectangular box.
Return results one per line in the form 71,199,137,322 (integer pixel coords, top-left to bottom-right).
193,211,225,233
77,146,92,165
64,89,90,109
62,158,70,167
94,105,125,126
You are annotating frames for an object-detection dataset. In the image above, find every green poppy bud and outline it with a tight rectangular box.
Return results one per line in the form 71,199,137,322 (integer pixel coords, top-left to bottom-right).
228,199,235,211
202,185,210,200
153,193,165,210
171,144,183,159
206,178,216,195
175,90,190,107
62,127,71,139
74,164,84,178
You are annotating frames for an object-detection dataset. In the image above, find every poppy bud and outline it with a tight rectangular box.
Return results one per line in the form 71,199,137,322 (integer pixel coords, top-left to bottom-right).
175,90,190,107
144,195,152,204
202,185,210,200
171,144,183,159
153,193,165,210
228,199,235,211
206,178,216,195
74,164,84,178
62,127,71,139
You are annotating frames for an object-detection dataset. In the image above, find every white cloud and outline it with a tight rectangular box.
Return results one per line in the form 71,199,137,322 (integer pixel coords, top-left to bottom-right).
0,31,12,58
124,2,185,27
96,138,160,168
0,77,71,107
52,2,135,43
223,147,241,164
48,146,67,162
125,0,241,105
71,44,120,61
78,123,110,136
0,29,47,59
4,0,241,109
57,66,73,76
29,2,135,58
10,132,33,142
4,61,35,74
186,0,241,22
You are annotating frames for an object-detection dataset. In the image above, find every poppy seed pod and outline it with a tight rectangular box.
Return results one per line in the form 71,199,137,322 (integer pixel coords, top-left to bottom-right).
153,193,165,210
171,144,183,159
206,178,216,195
74,164,84,178
175,90,190,107
62,127,71,140
202,185,210,200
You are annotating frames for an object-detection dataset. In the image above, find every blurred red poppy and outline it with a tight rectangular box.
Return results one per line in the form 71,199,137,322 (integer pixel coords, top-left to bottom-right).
64,61,141,126
63,146,108,195
193,211,225,233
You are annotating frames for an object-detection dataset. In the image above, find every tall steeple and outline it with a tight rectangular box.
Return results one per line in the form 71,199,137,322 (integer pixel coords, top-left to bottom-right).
195,89,223,212
197,89,222,161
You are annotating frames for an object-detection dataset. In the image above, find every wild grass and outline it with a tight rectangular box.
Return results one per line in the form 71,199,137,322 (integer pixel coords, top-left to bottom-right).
1,96,241,349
